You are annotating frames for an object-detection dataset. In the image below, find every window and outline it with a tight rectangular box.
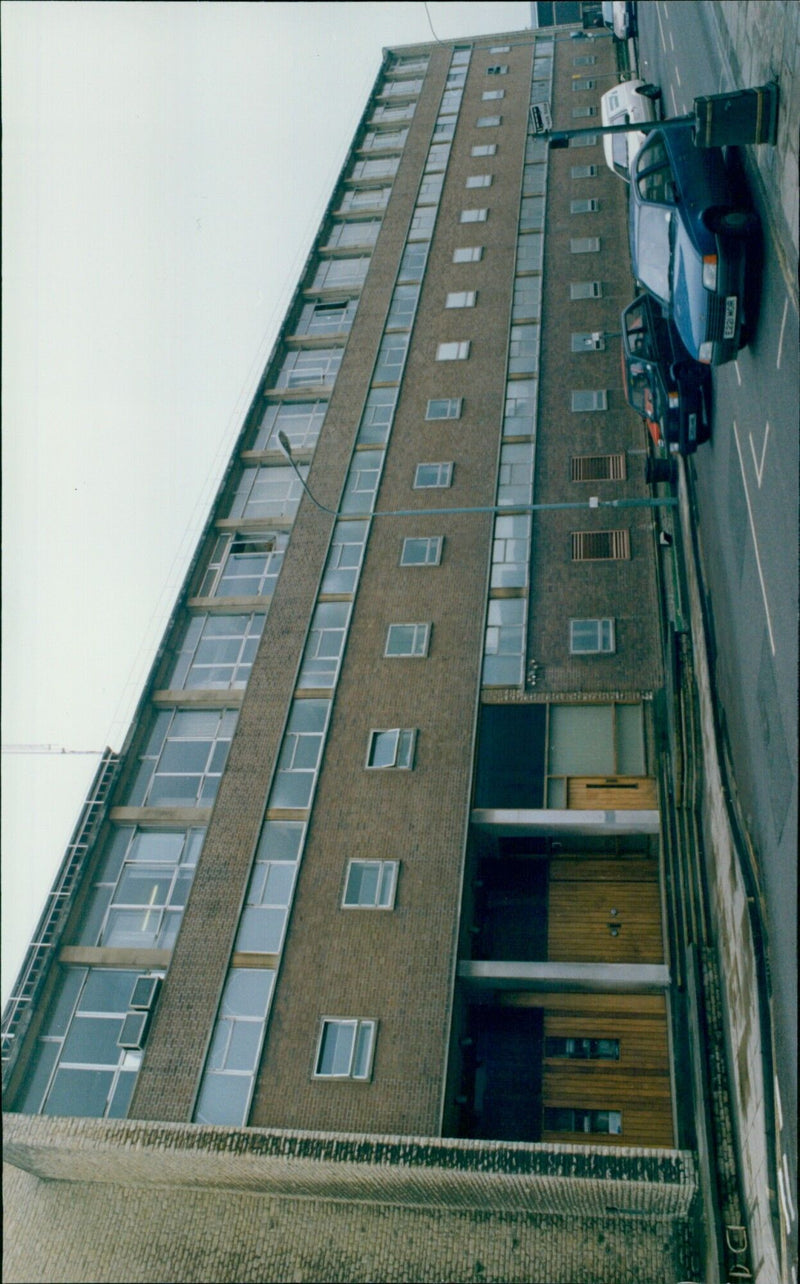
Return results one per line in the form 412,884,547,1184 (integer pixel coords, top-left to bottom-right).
570,164,597,178
360,128,408,152
366,728,416,769
298,601,351,688
490,514,530,589
340,449,384,514
198,531,288,599
476,115,502,127
379,79,422,98
572,331,605,352
446,291,476,309
357,387,399,445
483,597,525,686
471,143,496,156
401,536,442,566
294,298,359,335
570,237,600,254
572,106,596,118
571,389,608,411
570,281,602,300
460,207,488,223
324,220,381,249
548,703,645,788
235,818,306,954
274,347,343,389
482,90,504,100
414,462,453,489
512,279,542,321
194,968,275,1126
568,134,598,148
338,186,392,212
418,173,444,204
453,246,483,263
385,622,431,656
523,165,546,195
516,234,543,272
409,205,436,240
573,55,597,66
13,966,158,1118
167,613,266,690
509,324,539,375
343,861,398,909
425,143,451,172
571,530,630,560
572,78,596,91
270,700,330,809
466,174,492,188
311,256,371,290
486,64,508,74
127,709,238,809
432,118,456,142
545,1037,619,1059
254,400,327,453
520,196,544,231
76,827,205,951
440,90,463,114
504,379,538,437
436,341,470,361
228,465,307,523
497,442,533,505
373,332,409,382
398,242,429,282
571,453,625,481
570,619,616,654
544,1108,622,1135
426,398,462,420
320,519,369,594
571,198,599,214
315,1019,376,1079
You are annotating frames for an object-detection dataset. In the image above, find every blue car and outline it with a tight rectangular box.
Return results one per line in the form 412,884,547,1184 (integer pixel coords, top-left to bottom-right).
628,124,758,365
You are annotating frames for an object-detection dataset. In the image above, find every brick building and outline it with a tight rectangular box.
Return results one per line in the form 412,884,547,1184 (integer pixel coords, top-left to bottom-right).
3,23,703,1283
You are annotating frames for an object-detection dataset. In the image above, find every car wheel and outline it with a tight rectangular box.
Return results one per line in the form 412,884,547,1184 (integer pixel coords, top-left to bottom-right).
705,207,758,238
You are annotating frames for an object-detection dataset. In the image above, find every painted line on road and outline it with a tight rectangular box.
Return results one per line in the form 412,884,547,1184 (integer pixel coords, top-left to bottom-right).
733,359,742,386
749,421,770,488
674,64,681,87
782,1154,796,1224
656,2,667,53
776,295,788,369
669,83,679,118
775,1075,783,1130
733,420,776,656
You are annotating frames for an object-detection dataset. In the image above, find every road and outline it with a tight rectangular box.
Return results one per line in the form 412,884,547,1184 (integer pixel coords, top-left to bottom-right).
636,0,798,1264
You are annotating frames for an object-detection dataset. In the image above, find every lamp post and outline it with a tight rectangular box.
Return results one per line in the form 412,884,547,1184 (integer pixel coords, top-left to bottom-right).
276,431,677,522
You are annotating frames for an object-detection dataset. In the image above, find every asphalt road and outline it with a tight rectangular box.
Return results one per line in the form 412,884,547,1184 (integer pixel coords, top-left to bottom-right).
636,0,798,1246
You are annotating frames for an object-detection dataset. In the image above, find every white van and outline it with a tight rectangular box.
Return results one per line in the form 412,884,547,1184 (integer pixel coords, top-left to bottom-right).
600,78,661,181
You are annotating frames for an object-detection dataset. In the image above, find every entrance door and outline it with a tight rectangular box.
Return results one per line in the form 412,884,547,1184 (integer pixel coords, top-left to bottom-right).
547,857,664,963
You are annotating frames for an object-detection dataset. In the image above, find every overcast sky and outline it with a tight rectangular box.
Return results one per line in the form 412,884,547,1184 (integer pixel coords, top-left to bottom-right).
1,2,532,1006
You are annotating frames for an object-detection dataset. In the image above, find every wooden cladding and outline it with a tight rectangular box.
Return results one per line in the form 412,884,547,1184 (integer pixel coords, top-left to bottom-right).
571,529,630,560
566,775,658,809
571,453,626,482
547,857,664,964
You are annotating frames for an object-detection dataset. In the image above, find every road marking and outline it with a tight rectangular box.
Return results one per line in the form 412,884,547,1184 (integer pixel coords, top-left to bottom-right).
674,64,681,87
669,84,679,117
733,420,776,655
749,421,770,488
776,295,788,369
733,359,742,386
656,2,667,52
782,1154,796,1223
775,1076,783,1130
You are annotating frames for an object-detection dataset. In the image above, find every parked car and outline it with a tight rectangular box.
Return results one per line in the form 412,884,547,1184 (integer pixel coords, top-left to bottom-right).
621,294,711,455
602,1,638,39
600,78,661,181
628,123,759,364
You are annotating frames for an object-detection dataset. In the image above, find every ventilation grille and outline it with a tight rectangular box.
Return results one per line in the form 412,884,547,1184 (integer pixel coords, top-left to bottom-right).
572,529,631,560
571,453,626,482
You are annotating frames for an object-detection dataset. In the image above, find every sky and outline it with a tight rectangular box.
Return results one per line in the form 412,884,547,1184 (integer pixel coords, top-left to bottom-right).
1,1,532,1007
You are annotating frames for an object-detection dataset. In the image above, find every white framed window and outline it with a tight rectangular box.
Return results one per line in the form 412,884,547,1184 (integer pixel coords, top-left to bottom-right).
471,143,496,156
357,387,399,446
350,157,400,181
476,115,502,127
509,324,539,375
466,174,492,188
571,198,599,213
340,449,384,514
414,462,453,489
544,1107,622,1135
453,245,483,263
373,332,409,382
572,331,605,352
570,619,616,654
342,861,399,909
128,709,238,809
338,187,391,213
568,134,598,148
398,242,429,283
436,341,470,361
254,400,327,454
385,622,431,657
573,78,596,91
571,389,608,411
386,284,420,331
570,281,602,300
573,55,597,66
570,164,597,178
270,699,330,809
426,143,451,172
570,237,600,253
315,1019,376,1079
298,601,352,689
274,347,343,389
366,728,416,769
446,291,476,309
409,205,436,240
294,297,359,335
572,106,596,118
426,397,462,420
320,519,370,594
401,535,443,566
482,90,504,100
198,530,288,599
194,968,275,1125
418,173,444,204
167,613,266,691
483,597,525,687
460,207,488,223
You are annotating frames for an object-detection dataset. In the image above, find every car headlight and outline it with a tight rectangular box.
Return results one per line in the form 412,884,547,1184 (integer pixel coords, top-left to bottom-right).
702,255,718,290
698,341,714,364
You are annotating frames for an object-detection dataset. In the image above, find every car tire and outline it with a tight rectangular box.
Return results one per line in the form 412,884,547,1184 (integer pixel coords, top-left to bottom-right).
705,207,758,238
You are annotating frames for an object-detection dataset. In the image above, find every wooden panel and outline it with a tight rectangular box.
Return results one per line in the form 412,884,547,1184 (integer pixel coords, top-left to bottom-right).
542,1098,674,1148
500,991,667,1016
547,858,664,964
566,776,658,809
543,1011,670,1072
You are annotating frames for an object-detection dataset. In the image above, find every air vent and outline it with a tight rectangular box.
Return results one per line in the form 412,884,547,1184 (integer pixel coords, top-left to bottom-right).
571,530,631,560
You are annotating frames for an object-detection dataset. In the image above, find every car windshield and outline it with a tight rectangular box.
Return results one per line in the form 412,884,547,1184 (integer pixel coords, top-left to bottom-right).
624,360,652,415
635,205,672,303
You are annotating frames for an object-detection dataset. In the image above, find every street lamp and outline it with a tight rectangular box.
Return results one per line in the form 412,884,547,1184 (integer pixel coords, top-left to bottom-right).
276,432,677,522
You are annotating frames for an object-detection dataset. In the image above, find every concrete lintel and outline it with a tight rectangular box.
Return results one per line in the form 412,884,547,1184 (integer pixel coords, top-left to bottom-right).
458,960,671,992
151,689,245,708
108,807,213,826
59,947,172,969
471,808,661,835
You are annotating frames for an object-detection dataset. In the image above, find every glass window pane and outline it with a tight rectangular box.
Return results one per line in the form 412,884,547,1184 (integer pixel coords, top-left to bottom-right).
15,1040,60,1114
549,705,614,776
194,1073,252,1126
353,1022,375,1078
61,1016,124,1065
220,969,274,1019
236,907,288,953
369,730,398,767
79,971,138,1014
107,1070,138,1118
225,1021,264,1073
616,703,645,774
345,862,380,905
317,1021,355,1076
43,1068,115,1117
255,821,305,863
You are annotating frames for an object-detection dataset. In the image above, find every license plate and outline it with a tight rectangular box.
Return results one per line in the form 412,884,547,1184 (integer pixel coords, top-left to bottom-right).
723,296,738,339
